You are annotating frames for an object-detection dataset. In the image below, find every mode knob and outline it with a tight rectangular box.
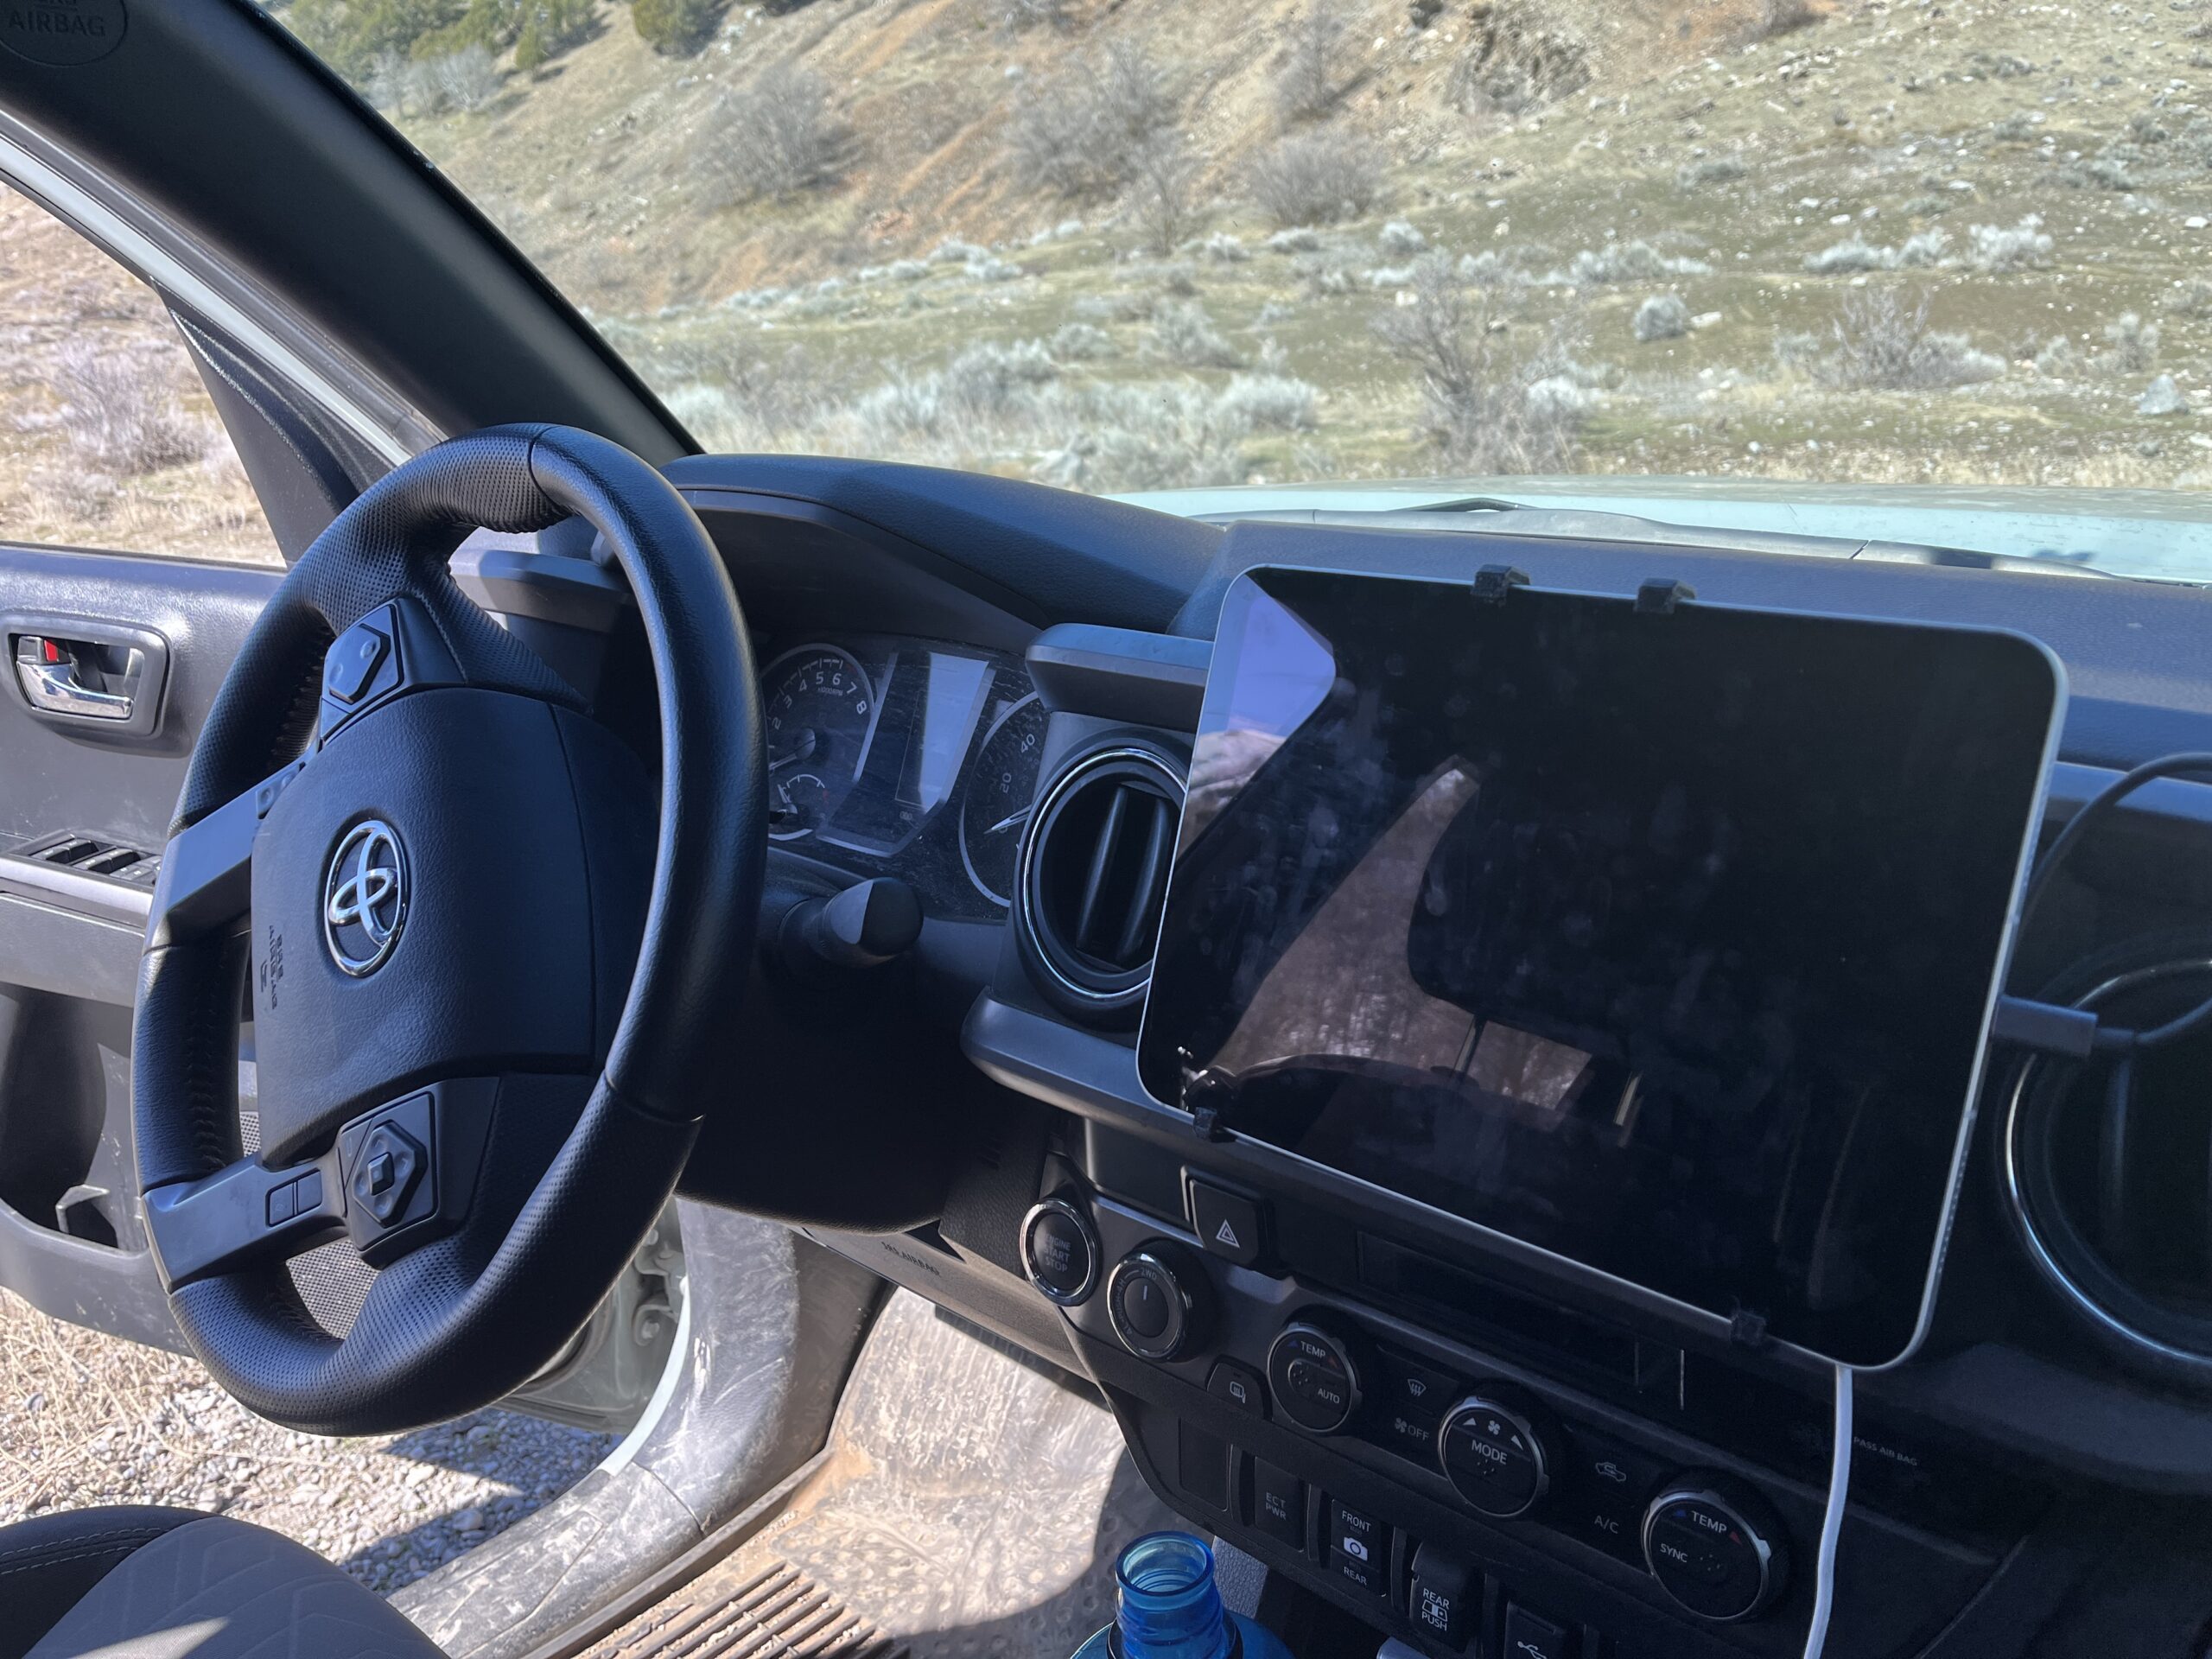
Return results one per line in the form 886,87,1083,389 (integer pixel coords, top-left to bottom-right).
1437,1395,1551,1519
1642,1484,1787,1623
1106,1243,1205,1362
1265,1319,1367,1433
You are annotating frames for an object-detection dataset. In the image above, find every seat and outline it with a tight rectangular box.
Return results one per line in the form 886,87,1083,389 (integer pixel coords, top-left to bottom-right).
1,1506,445,1659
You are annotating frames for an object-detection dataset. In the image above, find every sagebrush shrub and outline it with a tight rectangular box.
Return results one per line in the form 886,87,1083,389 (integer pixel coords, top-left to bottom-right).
706,66,849,203
1632,294,1690,342
1217,372,1319,431
1677,156,1747,188
1148,301,1245,370
1049,322,1117,361
2096,312,2159,374
54,346,207,476
1373,255,1581,472
1968,216,2054,271
1012,41,1179,200
1275,2,1350,124
1819,289,2002,390
1249,130,1384,227
1569,240,1711,284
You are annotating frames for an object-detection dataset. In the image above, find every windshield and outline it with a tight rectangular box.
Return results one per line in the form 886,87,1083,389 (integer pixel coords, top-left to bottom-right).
273,0,2212,577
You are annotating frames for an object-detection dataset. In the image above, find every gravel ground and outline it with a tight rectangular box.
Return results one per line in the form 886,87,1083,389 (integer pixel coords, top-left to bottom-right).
0,1290,617,1593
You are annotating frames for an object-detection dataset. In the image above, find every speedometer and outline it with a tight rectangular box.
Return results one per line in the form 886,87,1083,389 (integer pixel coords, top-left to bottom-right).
960,693,1048,906
760,645,876,842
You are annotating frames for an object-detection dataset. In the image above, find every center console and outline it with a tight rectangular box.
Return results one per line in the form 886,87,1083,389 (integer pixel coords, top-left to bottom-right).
992,1127,2028,1659
960,552,2068,1659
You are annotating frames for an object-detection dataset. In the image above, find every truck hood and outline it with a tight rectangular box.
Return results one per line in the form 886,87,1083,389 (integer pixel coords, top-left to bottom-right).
1116,475,2212,585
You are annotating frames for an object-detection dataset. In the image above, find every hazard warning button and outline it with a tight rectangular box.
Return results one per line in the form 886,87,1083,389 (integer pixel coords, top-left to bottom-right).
1186,1177,1265,1269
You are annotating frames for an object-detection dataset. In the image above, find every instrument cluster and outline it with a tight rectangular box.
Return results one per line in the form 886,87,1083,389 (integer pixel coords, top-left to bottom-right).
760,636,1045,921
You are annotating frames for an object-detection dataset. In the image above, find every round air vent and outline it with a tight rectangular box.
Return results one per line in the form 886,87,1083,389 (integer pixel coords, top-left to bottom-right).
2005,949,2212,1383
1016,742,1185,1024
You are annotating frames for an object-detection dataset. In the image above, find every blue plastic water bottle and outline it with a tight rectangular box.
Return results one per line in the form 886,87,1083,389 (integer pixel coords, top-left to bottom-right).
1071,1532,1295,1659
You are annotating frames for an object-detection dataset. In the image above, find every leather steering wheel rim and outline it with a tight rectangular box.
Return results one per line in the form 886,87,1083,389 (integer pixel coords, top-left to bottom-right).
132,424,763,1435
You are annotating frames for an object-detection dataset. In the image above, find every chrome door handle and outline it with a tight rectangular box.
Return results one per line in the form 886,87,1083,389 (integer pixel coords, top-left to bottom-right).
13,637,141,721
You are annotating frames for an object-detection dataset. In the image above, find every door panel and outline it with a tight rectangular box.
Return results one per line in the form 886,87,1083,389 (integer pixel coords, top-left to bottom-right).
0,542,275,1346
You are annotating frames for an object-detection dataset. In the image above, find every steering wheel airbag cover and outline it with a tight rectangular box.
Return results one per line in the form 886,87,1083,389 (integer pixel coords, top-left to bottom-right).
250,688,607,1166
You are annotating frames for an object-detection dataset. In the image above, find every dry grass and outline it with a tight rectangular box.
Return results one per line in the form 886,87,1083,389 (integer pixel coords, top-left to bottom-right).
0,1291,613,1592
0,183,278,564
0,1293,200,1517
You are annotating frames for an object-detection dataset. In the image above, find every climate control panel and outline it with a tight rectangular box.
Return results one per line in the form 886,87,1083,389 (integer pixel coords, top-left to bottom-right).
1024,1194,1858,1657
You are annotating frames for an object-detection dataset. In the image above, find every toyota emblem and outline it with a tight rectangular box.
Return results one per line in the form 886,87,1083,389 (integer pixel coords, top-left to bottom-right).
322,819,408,976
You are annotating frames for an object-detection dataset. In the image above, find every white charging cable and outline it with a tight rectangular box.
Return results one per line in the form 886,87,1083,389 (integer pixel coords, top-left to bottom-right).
1802,1363,1855,1659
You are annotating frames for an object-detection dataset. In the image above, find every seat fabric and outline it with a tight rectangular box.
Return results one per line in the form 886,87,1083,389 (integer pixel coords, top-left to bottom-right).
2,1507,443,1659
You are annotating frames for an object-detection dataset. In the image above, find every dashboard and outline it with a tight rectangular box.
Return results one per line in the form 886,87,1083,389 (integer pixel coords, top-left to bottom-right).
493,455,2212,1659
755,634,1042,921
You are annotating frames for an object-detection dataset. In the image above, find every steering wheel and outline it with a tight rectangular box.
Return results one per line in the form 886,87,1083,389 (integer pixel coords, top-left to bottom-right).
132,425,763,1436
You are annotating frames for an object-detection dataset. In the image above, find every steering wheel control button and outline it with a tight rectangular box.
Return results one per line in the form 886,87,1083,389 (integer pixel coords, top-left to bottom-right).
1205,1358,1267,1418
1643,1488,1783,1623
1186,1178,1264,1268
1503,1603,1577,1659
351,1121,424,1224
317,603,410,741
1325,1499,1389,1599
323,626,389,703
1020,1197,1099,1306
1106,1245,1201,1361
1409,1541,1476,1649
1440,1396,1550,1518
1267,1320,1364,1434
262,1170,324,1229
1252,1459,1306,1549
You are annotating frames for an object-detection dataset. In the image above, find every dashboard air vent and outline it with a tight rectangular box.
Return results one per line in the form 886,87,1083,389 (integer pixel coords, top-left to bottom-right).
1017,743,1185,1024
2006,952,2212,1383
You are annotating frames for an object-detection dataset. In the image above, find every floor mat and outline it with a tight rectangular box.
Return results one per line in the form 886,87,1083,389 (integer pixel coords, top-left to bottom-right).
593,1559,904,1658
582,1290,1178,1659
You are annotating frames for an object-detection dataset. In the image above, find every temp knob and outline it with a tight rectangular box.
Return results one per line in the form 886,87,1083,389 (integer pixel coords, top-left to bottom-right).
1106,1243,1205,1361
1642,1484,1787,1623
1265,1319,1367,1433
1437,1395,1550,1519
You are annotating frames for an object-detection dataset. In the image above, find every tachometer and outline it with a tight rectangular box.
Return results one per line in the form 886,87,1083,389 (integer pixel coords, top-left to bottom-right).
761,645,877,842
960,692,1048,906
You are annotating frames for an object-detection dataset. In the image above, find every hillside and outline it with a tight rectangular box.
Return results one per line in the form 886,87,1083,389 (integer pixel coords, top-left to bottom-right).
0,185,276,562
301,0,2212,505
